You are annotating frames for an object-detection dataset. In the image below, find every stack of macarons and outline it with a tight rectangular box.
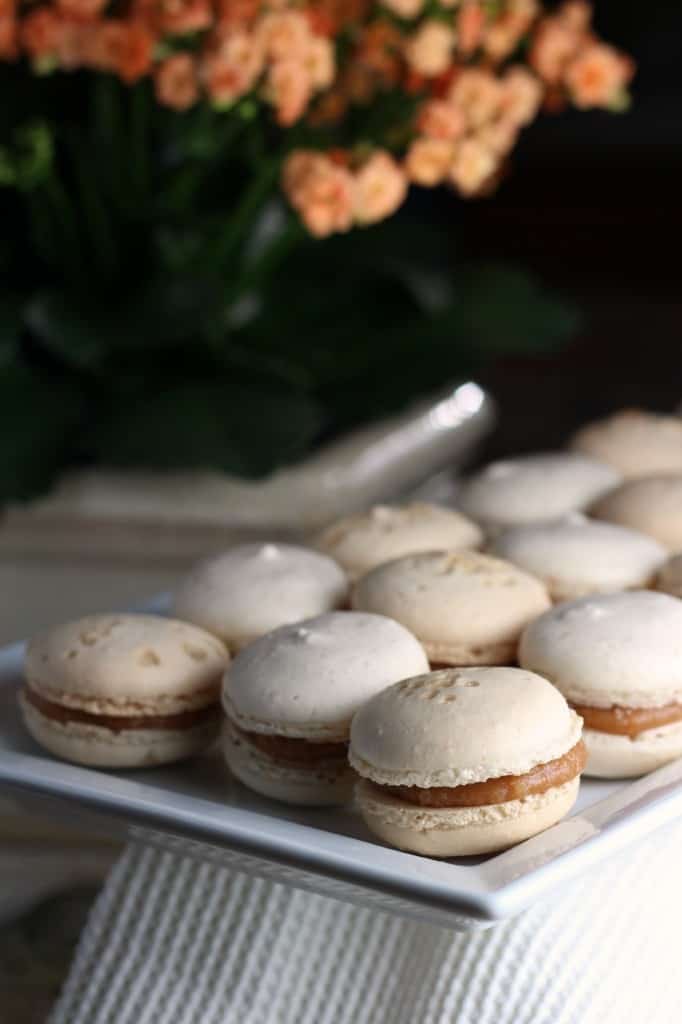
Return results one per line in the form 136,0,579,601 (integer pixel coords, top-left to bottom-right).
20,407,682,860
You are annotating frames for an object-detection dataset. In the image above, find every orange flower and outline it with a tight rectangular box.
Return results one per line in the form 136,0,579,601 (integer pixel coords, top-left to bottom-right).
215,0,262,28
357,21,402,83
267,58,312,125
155,53,200,110
500,66,543,125
215,0,260,25
417,98,465,141
90,20,154,82
405,138,454,186
56,18,96,69
158,0,212,36
117,22,154,82
55,0,107,23
529,16,580,85
405,20,455,77
477,116,519,157
283,149,324,198
457,3,485,58
20,7,61,58
449,68,502,128
308,0,371,36
565,42,634,109
203,27,264,106
450,137,497,196
483,0,539,63
259,10,309,62
303,34,335,90
353,151,407,225
283,150,354,237
560,0,591,32
0,12,17,60
381,0,424,17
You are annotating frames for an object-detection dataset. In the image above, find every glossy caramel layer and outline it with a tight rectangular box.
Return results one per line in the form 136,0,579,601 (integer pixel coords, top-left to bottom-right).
380,741,586,807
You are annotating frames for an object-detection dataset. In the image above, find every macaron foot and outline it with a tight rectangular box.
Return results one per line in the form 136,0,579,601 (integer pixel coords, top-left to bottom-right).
355,777,580,858
223,721,354,807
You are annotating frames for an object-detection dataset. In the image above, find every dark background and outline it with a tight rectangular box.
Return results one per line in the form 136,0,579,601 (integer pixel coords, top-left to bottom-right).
454,1,682,459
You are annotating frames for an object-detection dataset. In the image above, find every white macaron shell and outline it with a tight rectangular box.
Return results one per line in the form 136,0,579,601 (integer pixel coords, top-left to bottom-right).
520,591,682,709
490,517,666,601
351,551,550,662
590,475,682,550
24,614,228,715
582,722,682,779
315,503,483,578
457,452,620,530
173,543,348,647
571,410,682,479
349,667,582,788
223,612,429,741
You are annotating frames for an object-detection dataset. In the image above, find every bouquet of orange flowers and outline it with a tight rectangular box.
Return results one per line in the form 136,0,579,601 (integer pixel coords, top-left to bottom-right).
0,1,632,498
3,0,632,231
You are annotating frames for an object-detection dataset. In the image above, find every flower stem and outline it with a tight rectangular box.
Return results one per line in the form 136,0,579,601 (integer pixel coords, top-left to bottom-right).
207,154,282,272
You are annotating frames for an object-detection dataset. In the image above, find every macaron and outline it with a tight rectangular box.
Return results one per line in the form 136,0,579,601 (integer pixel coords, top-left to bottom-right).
349,667,584,857
570,409,682,479
490,516,666,603
656,554,682,599
314,503,483,580
589,475,682,550
456,452,620,533
520,591,682,778
172,543,348,652
21,613,229,768
351,550,550,666
222,611,429,805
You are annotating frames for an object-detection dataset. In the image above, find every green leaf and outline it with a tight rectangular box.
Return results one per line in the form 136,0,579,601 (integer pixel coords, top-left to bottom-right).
26,291,105,370
0,293,23,368
453,263,580,355
0,365,86,501
0,120,54,192
91,382,323,478
26,278,226,371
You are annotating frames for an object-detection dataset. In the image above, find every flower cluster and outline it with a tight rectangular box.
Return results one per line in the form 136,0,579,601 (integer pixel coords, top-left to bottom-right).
1,0,633,236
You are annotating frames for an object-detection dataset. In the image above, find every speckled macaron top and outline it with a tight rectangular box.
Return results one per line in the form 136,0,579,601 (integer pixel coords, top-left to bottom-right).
314,503,483,578
570,409,682,479
24,614,229,715
520,591,682,709
349,666,582,788
222,611,429,742
490,516,666,602
456,452,620,531
351,550,550,664
590,475,682,550
172,543,348,648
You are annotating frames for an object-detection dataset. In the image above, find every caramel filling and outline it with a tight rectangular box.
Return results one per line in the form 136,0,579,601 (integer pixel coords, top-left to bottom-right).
379,741,586,807
24,686,220,732
236,726,348,766
572,702,682,738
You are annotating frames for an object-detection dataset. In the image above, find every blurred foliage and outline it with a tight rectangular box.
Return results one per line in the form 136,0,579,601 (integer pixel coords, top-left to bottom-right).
0,68,579,502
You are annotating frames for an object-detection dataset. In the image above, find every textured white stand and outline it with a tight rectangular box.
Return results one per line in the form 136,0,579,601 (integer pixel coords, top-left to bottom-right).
50,818,682,1024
